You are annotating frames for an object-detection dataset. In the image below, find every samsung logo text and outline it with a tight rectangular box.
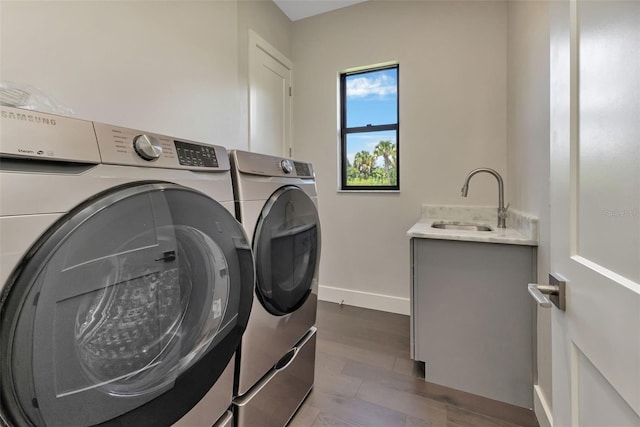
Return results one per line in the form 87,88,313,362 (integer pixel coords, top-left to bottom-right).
1,110,57,126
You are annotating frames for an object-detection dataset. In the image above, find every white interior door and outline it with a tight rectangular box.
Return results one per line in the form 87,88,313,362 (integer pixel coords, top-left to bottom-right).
549,1,639,425
249,30,292,158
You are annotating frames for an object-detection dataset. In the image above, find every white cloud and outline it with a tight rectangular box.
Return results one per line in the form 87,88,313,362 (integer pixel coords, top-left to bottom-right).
347,74,396,99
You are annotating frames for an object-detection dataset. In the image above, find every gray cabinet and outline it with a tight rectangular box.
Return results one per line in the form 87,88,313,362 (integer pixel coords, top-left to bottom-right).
410,238,536,409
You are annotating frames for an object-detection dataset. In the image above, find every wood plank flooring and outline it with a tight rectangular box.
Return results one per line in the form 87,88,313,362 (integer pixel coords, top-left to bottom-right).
289,301,539,427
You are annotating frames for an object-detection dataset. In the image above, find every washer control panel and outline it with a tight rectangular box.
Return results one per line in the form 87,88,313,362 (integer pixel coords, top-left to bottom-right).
175,140,218,167
133,134,163,161
94,123,229,171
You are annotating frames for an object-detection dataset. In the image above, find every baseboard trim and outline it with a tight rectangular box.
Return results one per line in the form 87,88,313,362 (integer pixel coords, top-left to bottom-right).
534,385,553,427
318,285,410,315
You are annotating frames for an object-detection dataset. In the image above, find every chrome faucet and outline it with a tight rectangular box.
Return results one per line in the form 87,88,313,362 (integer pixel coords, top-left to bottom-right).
461,167,509,228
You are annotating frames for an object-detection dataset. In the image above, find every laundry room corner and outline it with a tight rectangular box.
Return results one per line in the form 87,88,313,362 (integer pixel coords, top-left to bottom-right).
291,1,509,314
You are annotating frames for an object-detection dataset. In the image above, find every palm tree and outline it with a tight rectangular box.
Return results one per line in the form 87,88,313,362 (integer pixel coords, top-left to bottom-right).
353,150,376,179
373,140,396,184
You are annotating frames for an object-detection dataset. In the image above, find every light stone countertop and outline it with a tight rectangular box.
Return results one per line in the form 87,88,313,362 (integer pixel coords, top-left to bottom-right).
407,205,538,246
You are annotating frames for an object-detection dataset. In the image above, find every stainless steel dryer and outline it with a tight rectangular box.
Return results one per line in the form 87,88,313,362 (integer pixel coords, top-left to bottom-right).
0,107,254,427
230,150,320,427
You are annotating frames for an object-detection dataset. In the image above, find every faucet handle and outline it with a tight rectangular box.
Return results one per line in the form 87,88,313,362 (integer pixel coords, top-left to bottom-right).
498,203,510,219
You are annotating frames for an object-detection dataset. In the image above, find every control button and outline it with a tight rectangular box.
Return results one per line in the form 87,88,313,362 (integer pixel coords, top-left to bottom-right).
281,159,294,174
133,134,162,161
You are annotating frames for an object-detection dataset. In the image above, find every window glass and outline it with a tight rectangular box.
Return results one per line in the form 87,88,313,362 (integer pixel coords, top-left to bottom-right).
341,64,399,190
345,68,398,128
345,131,398,187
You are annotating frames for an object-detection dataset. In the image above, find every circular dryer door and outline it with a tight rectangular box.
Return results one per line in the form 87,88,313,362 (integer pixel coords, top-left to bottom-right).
0,182,254,427
253,185,321,316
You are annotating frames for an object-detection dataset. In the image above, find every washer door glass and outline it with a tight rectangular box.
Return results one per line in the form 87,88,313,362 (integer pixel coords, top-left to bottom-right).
0,182,254,427
253,185,320,316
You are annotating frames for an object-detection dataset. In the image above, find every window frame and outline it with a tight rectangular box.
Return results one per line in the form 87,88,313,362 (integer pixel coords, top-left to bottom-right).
340,64,400,191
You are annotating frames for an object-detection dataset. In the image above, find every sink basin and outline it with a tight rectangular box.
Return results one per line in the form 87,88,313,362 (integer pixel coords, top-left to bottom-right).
431,221,493,231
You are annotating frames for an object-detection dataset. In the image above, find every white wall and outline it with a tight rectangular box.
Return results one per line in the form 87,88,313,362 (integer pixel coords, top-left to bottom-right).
506,1,552,426
292,1,508,314
0,1,242,147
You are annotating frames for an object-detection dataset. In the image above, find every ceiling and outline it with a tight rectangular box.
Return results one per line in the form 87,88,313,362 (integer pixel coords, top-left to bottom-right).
273,0,368,21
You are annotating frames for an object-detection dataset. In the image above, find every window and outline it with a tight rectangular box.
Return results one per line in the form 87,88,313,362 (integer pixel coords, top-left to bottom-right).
340,64,399,190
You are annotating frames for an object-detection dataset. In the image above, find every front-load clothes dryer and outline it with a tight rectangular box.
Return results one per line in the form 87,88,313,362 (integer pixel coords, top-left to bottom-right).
229,150,320,427
0,107,254,427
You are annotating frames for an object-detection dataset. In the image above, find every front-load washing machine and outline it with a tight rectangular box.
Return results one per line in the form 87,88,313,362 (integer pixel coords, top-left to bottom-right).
0,107,254,427
229,150,320,427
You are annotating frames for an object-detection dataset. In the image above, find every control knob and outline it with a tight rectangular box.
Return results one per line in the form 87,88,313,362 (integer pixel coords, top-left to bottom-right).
133,135,162,161
280,159,294,174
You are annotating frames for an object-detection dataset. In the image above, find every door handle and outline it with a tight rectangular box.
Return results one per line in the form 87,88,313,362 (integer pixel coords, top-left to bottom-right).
528,273,566,311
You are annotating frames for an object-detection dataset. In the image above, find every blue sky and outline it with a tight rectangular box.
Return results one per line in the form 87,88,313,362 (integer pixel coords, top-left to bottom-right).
345,68,397,165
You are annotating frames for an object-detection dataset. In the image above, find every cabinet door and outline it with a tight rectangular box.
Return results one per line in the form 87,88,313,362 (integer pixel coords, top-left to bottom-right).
411,238,536,409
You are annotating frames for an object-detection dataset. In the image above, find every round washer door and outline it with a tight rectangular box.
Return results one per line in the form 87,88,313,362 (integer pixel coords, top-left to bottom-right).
253,185,320,316
0,182,254,427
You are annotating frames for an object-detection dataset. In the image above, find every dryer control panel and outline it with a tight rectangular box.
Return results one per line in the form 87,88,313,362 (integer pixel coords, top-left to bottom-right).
231,150,314,179
94,123,229,171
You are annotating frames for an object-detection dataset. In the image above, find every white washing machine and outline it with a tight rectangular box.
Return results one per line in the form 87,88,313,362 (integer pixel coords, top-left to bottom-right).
0,107,254,427
229,150,320,427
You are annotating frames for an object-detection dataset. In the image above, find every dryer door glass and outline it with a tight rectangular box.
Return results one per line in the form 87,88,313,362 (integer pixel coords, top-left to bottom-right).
254,185,321,316
0,182,254,427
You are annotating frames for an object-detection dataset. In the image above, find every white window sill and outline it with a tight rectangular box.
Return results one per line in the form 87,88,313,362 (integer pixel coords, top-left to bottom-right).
337,190,401,194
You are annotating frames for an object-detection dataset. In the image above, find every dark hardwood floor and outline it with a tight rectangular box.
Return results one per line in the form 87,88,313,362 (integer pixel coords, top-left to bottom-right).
289,301,538,427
